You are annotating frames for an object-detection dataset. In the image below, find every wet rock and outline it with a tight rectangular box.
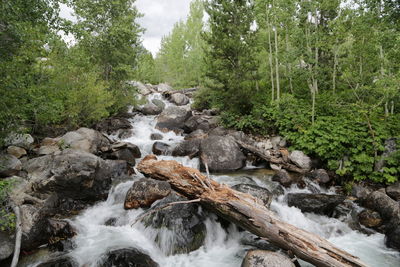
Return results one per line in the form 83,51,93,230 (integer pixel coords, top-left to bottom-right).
287,193,346,216
5,133,34,149
172,139,201,158
124,178,171,209
103,248,159,267
150,133,163,140
105,218,117,226
364,190,400,223
232,184,272,207
200,136,246,172
289,150,311,171
184,129,207,140
386,182,400,201
184,115,218,133
170,93,189,106
385,225,400,250
242,250,295,267
0,231,13,260
156,106,192,133
111,142,141,158
358,209,382,228
94,116,133,139
141,193,206,255
308,169,331,184
59,128,111,154
37,256,78,267
7,146,27,159
0,154,22,177
46,219,76,252
272,170,293,187
141,102,163,115
152,142,170,155
109,148,136,166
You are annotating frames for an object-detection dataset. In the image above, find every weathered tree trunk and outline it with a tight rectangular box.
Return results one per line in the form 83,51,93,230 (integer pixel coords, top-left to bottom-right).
137,155,367,267
235,140,307,174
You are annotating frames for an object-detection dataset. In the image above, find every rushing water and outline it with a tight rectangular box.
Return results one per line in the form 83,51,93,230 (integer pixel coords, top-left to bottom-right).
27,94,400,267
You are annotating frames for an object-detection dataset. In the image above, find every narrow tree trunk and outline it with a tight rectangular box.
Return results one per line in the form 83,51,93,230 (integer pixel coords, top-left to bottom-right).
267,8,275,102
332,45,338,93
137,156,367,267
285,29,294,94
274,25,281,100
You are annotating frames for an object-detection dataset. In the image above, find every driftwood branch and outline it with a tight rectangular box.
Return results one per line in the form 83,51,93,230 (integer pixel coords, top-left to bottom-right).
235,140,307,174
11,205,22,267
137,155,367,267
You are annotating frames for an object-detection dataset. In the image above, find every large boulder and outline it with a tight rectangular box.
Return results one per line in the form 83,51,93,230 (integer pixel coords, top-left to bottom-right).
184,129,207,140
200,136,246,172
289,150,311,171
0,231,13,260
271,170,293,187
307,169,331,184
132,81,152,96
172,139,201,158
103,142,141,166
0,154,22,177
241,250,295,267
169,93,189,106
287,193,346,216
124,178,171,209
102,248,159,267
183,115,218,133
364,190,400,224
156,106,192,133
152,142,170,155
59,128,110,154
141,102,163,115
141,193,206,255
7,146,27,159
386,182,400,201
232,184,272,207
94,116,133,139
5,133,34,149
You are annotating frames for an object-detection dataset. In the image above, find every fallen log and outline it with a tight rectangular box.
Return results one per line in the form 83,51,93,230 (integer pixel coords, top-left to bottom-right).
235,140,307,174
137,155,367,267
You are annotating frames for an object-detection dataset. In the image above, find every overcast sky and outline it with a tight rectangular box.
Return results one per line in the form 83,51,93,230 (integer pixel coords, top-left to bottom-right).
60,1,192,55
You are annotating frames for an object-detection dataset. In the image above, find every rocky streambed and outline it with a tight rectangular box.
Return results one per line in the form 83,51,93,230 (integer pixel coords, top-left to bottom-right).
0,82,399,266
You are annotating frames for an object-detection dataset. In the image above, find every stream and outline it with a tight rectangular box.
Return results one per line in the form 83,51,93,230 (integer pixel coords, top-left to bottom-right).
27,93,400,267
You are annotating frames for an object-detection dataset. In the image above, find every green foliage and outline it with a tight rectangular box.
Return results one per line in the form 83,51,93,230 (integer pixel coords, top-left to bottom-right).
0,180,16,232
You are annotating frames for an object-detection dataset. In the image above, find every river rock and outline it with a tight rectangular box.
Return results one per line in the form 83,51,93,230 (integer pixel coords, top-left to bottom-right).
156,106,192,133
386,225,400,250
7,146,27,159
232,184,272,207
111,142,141,158
141,102,163,115
287,193,346,216
386,182,400,201
0,154,22,177
141,193,206,255
152,142,170,155
5,133,34,149
150,133,163,140
271,170,293,187
184,115,218,133
289,150,311,170
59,128,110,154
0,231,13,260
351,184,373,203
46,219,76,251
184,129,207,140
364,190,400,223
170,93,189,106
132,81,152,95
94,116,133,139
102,248,159,267
124,178,171,209
308,169,331,184
172,139,201,158
241,250,295,267
200,136,246,172
358,209,382,228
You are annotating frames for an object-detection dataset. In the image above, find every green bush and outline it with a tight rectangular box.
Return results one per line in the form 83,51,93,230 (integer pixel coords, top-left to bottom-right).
0,180,16,232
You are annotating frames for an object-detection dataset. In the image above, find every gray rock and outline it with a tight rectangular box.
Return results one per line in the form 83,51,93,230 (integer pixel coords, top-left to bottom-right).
0,154,22,177
351,184,373,202
386,182,400,201
141,193,206,255
5,133,34,149
152,99,166,110
289,150,311,170
232,184,272,207
124,178,171,209
241,250,295,267
308,169,331,184
170,93,190,106
184,129,207,140
270,136,283,150
110,142,141,158
141,102,163,115
102,248,159,267
152,142,170,155
94,116,133,138
172,139,201,158
287,193,346,216
0,231,13,260
184,115,218,133
200,136,246,172
150,133,163,140
59,128,110,154
364,190,400,223
156,83,172,92
272,170,293,187
7,146,27,159
132,81,151,95
156,106,192,133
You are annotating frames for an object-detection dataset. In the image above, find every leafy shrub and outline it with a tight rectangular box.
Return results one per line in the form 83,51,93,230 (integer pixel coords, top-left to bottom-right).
0,180,16,232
